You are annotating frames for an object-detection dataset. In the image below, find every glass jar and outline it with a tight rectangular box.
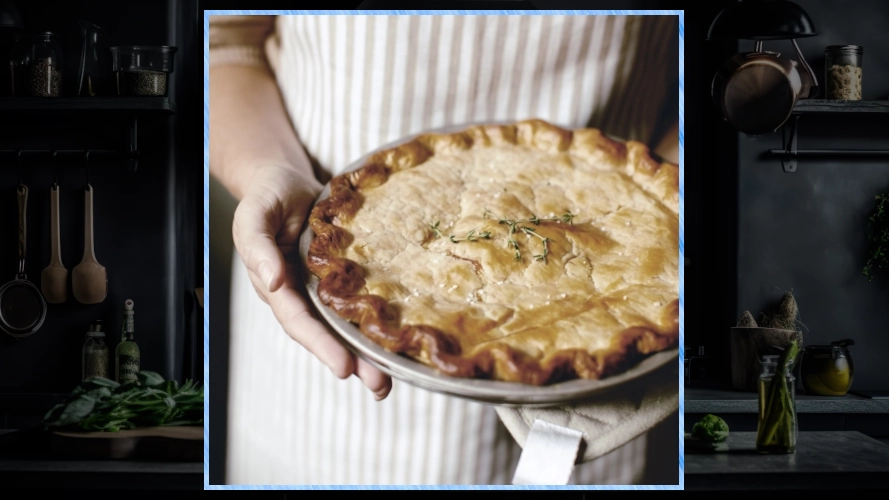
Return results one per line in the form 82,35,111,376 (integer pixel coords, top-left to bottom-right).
756,354,797,454
111,45,176,96
82,320,109,381
25,31,63,97
801,339,854,396
824,45,863,100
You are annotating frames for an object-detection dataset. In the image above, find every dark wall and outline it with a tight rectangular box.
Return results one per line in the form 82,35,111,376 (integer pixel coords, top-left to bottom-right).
687,0,741,384
735,0,889,390
0,0,200,395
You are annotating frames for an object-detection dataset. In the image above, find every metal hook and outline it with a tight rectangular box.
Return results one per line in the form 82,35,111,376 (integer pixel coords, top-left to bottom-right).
17,150,23,186
52,150,58,188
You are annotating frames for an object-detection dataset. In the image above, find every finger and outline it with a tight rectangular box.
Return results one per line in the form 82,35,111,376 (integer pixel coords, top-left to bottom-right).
355,357,392,400
246,269,270,305
266,283,355,379
233,199,286,293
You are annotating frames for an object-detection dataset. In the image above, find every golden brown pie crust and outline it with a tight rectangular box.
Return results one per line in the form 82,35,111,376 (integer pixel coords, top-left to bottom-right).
306,119,679,385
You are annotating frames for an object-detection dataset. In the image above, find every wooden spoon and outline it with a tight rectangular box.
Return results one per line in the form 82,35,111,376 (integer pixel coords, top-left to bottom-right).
72,184,107,304
41,184,67,303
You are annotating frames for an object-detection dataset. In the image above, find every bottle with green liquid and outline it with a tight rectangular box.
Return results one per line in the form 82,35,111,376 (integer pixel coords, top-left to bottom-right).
115,299,140,384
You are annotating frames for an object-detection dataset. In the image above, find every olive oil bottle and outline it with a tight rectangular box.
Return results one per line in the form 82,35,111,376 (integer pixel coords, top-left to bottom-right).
115,299,140,384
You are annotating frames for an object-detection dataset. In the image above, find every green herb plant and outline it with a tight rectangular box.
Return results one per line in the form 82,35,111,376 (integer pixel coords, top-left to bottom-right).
43,371,203,432
863,193,888,281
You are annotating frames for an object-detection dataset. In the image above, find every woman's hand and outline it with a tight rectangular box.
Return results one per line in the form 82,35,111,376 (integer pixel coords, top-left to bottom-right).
232,164,393,400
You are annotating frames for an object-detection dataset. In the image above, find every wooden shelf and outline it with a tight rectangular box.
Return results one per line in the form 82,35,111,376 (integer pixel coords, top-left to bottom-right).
0,96,174,113
793,99,889,114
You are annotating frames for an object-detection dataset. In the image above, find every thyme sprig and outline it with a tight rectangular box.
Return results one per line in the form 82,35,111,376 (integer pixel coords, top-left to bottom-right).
430,210,576,264
484,209,576,226
449,229,492,243
430,221,444,239
520,226,551,263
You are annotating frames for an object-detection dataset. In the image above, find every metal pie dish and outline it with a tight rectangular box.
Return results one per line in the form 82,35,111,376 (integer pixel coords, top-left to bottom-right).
297,122,679,407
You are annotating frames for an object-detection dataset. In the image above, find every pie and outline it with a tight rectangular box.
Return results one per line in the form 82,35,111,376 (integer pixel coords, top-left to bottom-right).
306,119,679,385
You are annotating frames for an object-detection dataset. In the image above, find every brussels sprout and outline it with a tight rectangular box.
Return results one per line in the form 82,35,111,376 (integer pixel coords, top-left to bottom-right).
692,414,729,442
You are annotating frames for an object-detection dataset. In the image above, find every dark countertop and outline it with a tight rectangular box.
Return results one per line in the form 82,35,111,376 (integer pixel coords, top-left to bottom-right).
0,429,202,490
685,387,889,413
685,431,889,490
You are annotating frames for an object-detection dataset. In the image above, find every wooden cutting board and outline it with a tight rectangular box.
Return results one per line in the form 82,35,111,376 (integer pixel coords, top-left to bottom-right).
51,426,202,461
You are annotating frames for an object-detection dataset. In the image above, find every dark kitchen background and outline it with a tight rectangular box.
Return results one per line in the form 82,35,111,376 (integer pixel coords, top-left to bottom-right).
688,0,889,392
0,0,201,430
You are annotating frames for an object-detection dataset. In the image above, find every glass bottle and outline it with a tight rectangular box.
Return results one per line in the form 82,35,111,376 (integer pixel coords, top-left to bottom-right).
3,28,24,96
76,20,103,96
756,354,797,453
82,320,109,381
824,45,863,100
115,299,140,384
10,29,28,96
25,31,63,97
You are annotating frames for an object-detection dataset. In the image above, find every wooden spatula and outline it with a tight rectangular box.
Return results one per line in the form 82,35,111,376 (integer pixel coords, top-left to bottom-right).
41,185,67,304
72,184,107,304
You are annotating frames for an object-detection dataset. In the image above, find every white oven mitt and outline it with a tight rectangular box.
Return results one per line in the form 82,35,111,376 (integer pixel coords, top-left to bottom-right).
495,363,678,484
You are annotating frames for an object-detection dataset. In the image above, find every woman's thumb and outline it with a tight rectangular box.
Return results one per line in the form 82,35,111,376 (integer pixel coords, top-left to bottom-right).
233,201,286,293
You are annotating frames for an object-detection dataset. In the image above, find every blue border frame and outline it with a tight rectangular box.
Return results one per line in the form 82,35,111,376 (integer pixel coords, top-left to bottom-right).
204,9,684,490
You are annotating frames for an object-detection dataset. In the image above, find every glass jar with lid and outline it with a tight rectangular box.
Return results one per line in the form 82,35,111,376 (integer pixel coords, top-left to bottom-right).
756,354,797,454
25,31,63,97
824,45,863,100
111,45,176,96
801,339,854,396
82,320,109,381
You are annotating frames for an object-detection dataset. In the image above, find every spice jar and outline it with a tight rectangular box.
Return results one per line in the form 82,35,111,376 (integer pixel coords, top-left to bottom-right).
25,31,63,97
825,45,863,100
82,320,109,381
111,45,176,96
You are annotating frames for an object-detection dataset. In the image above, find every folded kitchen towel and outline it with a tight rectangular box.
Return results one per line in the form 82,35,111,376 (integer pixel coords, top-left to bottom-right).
495,363,678,465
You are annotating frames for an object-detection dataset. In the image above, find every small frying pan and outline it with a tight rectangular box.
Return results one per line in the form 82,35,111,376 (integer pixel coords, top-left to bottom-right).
0,185,47,338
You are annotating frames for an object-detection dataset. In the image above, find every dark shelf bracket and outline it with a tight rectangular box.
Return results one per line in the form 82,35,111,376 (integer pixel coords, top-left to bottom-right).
769,114,889,169
768,107,889,166
126,113,139,172
781,115,799,173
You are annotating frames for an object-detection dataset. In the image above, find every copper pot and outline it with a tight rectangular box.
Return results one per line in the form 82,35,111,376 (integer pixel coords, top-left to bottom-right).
712,40,818,135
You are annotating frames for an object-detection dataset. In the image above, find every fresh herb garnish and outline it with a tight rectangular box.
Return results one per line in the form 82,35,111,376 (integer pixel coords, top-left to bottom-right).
431,221,444,239
521,226,551,263
432,210,577,264
449,229,492,243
